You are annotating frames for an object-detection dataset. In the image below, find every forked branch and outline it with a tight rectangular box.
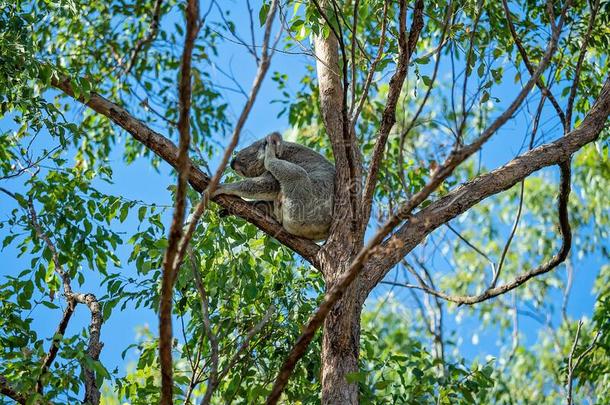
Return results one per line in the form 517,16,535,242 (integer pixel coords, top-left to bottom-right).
0,191,105,405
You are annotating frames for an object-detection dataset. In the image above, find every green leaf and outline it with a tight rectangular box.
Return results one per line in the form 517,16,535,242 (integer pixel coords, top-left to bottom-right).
41,301,60,309
259,2,270,26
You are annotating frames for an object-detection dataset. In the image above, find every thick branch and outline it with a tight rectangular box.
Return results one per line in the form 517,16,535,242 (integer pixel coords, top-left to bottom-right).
365,76,610,292
49,80,320,267
72,292,103,405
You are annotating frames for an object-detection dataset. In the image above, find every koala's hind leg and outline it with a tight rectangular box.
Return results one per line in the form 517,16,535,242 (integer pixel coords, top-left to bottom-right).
213,173,280,201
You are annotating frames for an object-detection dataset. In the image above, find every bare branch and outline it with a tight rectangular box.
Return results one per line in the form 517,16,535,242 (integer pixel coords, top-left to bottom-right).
159,0,199,401
213,0,258,61
246,0,258,58
445,222,495,271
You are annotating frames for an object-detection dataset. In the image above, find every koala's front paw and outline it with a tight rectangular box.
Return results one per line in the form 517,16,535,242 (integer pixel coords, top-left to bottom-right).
265,132,283,157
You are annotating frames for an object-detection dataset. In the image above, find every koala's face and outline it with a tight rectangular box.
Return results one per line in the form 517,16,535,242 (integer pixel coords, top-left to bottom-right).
230,138,266,177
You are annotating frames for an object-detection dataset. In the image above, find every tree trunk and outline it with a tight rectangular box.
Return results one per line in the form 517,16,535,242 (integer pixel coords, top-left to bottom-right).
320,289,362,405
312,1,365,403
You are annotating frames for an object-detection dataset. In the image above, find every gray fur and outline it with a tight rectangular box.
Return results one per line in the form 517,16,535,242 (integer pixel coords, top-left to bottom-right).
214,132,335,240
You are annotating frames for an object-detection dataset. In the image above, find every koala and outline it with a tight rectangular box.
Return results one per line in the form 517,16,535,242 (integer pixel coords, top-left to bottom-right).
213,132,335,240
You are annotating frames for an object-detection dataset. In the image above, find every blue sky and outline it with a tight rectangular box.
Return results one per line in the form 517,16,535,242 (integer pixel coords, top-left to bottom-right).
0,1,604,389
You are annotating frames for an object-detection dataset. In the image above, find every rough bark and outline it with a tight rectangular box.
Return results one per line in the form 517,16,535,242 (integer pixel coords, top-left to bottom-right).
320,284,362,405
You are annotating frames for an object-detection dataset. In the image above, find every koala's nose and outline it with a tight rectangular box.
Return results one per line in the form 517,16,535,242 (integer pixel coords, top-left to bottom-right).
230,157,236,170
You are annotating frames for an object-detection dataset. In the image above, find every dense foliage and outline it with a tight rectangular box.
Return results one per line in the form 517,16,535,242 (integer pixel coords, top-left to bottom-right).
1,0,609,404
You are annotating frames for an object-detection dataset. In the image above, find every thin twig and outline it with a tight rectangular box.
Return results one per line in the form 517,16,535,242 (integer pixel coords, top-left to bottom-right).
501,0,567,129
190,255,219,405
217,305,276,382
565,0,600,131
350,0,389,123
445,222,495,271
124,0,164,75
